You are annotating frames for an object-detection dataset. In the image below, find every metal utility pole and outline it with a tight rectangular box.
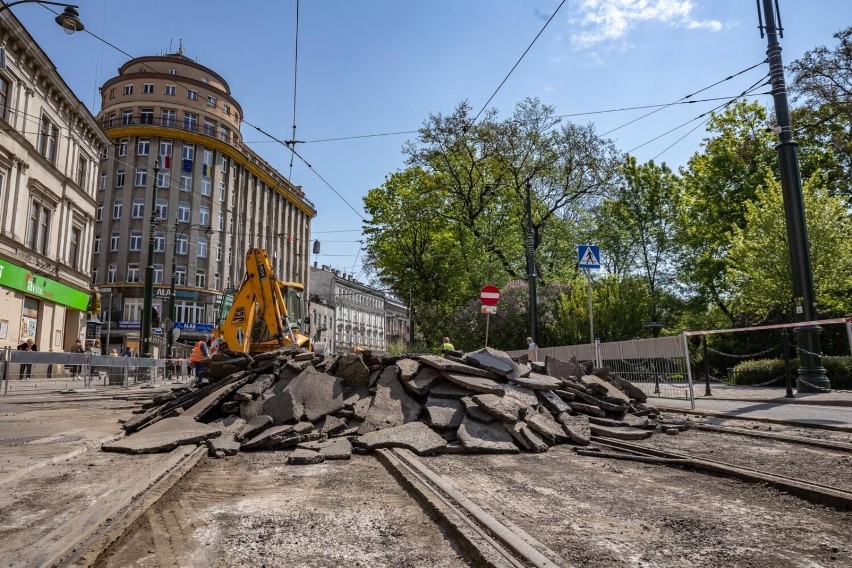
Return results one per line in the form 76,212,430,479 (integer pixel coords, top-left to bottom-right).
141,159,160,358
525,178,537,344
758,0,828,391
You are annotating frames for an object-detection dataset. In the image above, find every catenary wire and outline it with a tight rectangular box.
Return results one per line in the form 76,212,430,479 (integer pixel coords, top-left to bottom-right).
288,0,300,178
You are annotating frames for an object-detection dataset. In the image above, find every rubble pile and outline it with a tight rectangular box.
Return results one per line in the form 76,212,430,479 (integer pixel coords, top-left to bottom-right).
103,346,674,463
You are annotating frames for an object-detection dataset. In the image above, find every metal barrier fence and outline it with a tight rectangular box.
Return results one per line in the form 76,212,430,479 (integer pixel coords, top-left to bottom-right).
0,348,190,395
509,335,695,407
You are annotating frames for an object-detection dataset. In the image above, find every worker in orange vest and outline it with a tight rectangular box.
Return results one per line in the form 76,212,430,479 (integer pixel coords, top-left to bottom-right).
190,336,211,387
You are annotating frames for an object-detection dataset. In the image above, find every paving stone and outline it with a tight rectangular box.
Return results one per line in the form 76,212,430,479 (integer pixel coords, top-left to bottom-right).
263,369,345,424
460,396,495,423
207,437,241,457
287,448,325,465
589,424,654,441
334,354,371,387
395,358,420,382
357,366,421,434
558,412,591,445
417,354,502,379
424,397,465,429
429,381,475,400
237,415,273,442
526,412,568,444
502,383,538,408
298,437,353,460
441,372,504,395
401,365,442,396
503,421,548,452
580,374,630,403
570,401,604,416
235,373,275,401
357,421,447,455
456,417,519,453
103,417,222,454
538,390,571,414
463,347,519,377
472,394,526,424
319,415,347,435
509,372,562,391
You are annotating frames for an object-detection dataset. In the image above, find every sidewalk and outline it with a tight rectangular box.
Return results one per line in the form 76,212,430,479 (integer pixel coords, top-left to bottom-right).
687,382,852,407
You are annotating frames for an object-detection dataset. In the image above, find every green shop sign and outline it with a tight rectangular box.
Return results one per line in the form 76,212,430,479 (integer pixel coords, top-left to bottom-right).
0,258,90,310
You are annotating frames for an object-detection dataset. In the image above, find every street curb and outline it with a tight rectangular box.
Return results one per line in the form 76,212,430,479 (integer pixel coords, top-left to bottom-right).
658,406,852,433
692,395,852,408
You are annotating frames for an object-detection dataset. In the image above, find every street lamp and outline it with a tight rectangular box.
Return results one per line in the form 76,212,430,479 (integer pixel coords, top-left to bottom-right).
166,223,212,364
0,1,84,33
525,177,537,345
141,159,160,358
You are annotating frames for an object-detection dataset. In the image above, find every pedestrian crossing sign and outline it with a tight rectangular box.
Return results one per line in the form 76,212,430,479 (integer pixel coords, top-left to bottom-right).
578,245,601,269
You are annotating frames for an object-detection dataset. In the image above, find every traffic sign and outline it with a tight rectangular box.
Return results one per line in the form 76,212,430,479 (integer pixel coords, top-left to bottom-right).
578,245,601,269
480,285,501,306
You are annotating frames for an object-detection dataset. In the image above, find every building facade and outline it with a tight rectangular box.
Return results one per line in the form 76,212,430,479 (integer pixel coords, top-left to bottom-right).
94,49,316,351
384,296,410,351
0,11,110,352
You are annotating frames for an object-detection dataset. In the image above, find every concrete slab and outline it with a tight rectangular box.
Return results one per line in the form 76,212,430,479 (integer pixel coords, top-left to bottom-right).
589,424,653,441
239,399,265,422
526,412,568,444
319,415,347,435
570,402,604,416
235,373,275,401
236,415,273,442
463,347,520,377
417,354,502,379
502,384,538,408
441,372,505,395
396,358,420,382
472,393,526,424
241,425,297,450
580,374,630,403
357,421,447,455
207,437,240,457
401,365,442,396
103,417,221,454
460,396,495,423
503,421,548,452
357,366,421,434
545,355,583,381
558,413,591,445
609,376,648,403
538,390,571,414
334,354,371,387
424,397,465,429
457,416,519,453
429,381,475,400
287,448,325,465
209,415,246,438
509,372,562,391
297,437,353,460
263,369,345,424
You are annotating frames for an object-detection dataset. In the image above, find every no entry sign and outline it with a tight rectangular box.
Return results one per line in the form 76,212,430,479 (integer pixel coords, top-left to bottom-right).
480,285,501,306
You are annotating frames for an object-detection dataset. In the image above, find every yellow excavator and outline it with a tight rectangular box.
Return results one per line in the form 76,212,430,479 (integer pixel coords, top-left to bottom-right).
213,248,323,355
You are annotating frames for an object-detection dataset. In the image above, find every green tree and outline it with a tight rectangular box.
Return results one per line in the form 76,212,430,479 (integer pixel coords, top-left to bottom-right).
727,171,852,321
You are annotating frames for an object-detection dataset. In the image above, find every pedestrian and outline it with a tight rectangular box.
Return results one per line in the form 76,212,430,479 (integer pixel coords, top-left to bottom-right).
121,347,131,357
17,338,36,380
526,337,538,363
91,340,102,356
70,338,84,376
190,336,211,387
440,336,455,357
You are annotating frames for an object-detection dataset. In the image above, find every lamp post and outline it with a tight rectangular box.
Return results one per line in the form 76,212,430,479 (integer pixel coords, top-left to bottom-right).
525,177,537,344
141,159,160,358
758,0,827,392
0,1,84,32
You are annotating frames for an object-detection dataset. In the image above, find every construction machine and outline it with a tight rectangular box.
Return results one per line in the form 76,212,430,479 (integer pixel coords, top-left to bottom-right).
213,248,324,355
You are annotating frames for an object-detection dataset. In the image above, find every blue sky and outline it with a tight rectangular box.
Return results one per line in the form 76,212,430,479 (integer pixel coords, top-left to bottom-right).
13,0,852,281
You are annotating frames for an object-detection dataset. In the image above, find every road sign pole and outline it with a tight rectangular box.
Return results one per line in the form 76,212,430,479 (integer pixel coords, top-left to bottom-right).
485,313,490,348
586,269,594,344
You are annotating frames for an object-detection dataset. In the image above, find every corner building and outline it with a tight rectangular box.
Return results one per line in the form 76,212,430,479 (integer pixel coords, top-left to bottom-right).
95,51,316,350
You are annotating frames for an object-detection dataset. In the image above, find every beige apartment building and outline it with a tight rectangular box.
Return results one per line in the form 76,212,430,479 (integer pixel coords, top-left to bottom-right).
0,10,110,352
94,49,316,351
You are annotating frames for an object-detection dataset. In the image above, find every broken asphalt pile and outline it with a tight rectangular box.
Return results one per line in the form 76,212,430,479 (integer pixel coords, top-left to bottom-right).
103,346,681,464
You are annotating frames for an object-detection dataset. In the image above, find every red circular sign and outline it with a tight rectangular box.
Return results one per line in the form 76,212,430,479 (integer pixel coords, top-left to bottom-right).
480,285,501,306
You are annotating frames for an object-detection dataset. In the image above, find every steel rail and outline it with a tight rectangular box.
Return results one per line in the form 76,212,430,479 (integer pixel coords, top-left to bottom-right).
691,423,852,452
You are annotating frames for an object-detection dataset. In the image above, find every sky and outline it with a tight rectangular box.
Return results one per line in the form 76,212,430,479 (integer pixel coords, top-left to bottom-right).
12,0,852,283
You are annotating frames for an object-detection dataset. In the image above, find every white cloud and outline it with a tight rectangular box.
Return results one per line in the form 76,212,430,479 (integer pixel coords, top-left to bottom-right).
571,0,722,47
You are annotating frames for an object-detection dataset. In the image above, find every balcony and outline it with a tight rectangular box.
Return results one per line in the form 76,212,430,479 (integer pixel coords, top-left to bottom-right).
101,113,234,146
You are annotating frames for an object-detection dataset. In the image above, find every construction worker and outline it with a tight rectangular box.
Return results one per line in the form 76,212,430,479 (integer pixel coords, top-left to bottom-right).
190,336,211,387
440,336,455,357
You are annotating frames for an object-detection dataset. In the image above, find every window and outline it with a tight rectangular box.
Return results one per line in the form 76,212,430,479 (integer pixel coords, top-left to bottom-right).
129,231,142,251
183,113,197,131
155,199,167,220
197,239,208,259
165,84,176,96
140,108,154,124
195,269,206,287
127,264,140,283
37,115,58,163
217,212,224,231
187,89,198,101
91,267,98,284
110,232,120,251
168,68,178,75
93,235,101,253
200,177,211,196
136,138,150,155
107,113,116,127
108,264,117,283
176,234,188,255
202,148,213,167
112,200,122,219
100,147,109,160
177,202,190,223
159,139,173,159
0,76,9,121
76,157,88,188
123,299,143,321
219,154,228,173
207,95,216,107
214,272,221,290
199,206,210,226
118,139,128,156
180,174,192,192
154,264,164,284
175,267,187,286
182,143,195,161
219,126,230,143
156,170,170,188
26,200,51,254
203,119,215,137
200,77,208,84
142,83,154,94
109,88,116,100
132,199,144,218
99,172,107,190
96,203,103,221
124,84,133,95
161,109,176,126
134,169,147,187
154,232,165,252
223,104,230,115
115,169,125,187
219,179,225,202
121,109,133,125
216,241,222,260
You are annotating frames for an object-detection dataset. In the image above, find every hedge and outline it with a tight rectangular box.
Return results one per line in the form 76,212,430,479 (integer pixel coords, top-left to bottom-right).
729,356,852,390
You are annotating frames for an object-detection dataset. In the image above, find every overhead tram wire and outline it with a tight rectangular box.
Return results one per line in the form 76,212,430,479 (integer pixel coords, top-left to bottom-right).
288,0,300,178
470,0,567,125
601,59,769,137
